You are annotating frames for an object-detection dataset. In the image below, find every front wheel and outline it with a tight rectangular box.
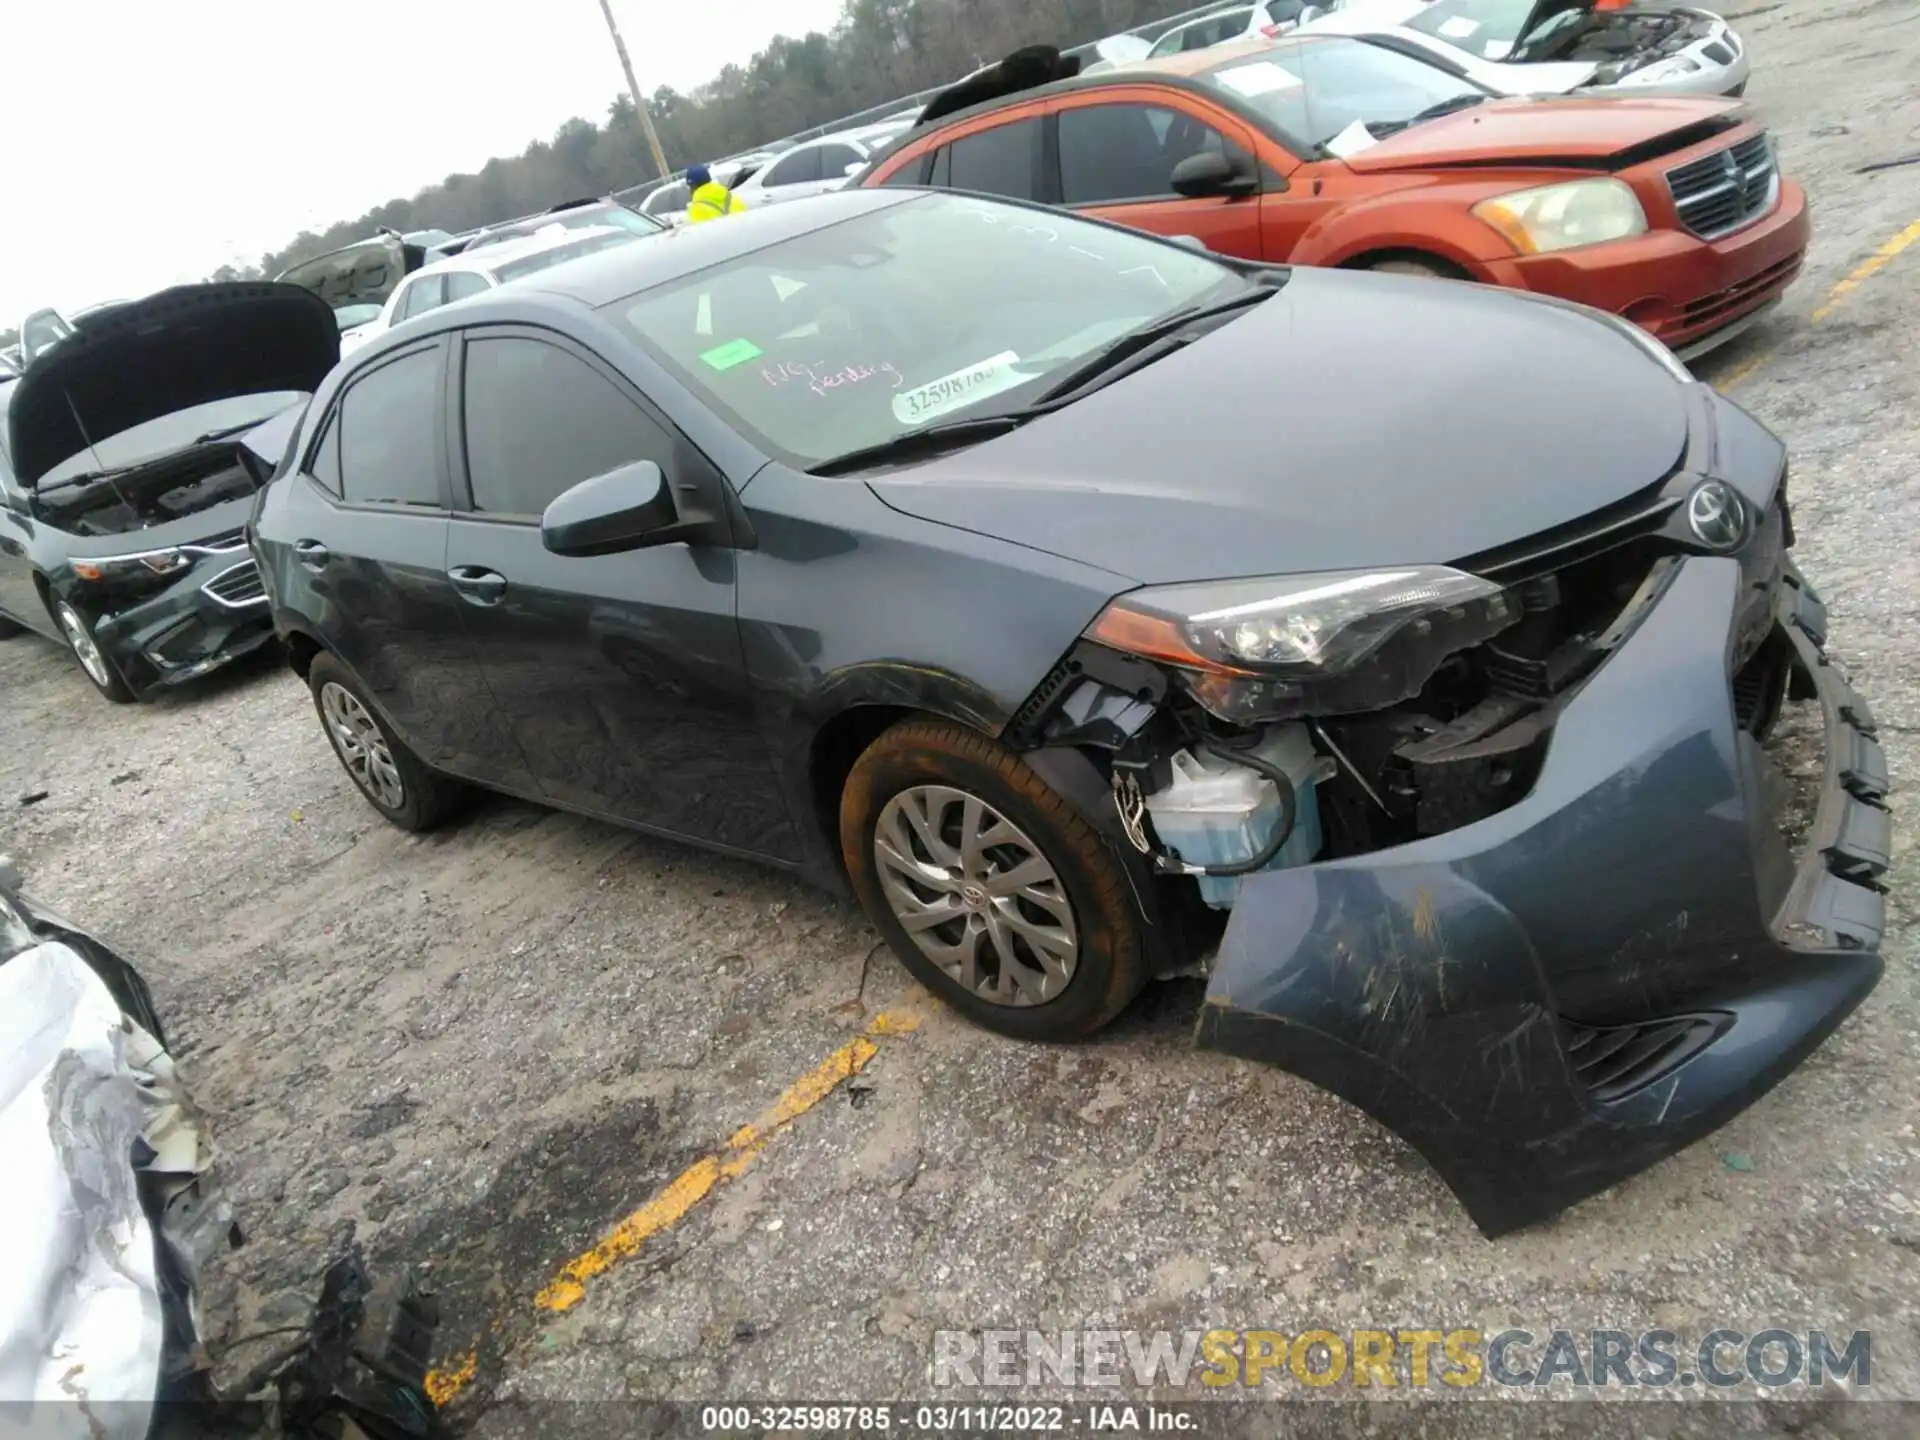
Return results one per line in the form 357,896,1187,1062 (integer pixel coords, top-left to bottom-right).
308,651,466,831
840,719,1147,1041
53,600,135,703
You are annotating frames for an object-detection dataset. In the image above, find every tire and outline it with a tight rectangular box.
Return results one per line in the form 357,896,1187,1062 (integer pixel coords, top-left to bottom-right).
51,599,136,703
308,651,466,831
840,718,1148,1041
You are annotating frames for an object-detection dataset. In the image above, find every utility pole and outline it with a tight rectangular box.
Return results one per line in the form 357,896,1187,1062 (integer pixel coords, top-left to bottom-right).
597,0,672,180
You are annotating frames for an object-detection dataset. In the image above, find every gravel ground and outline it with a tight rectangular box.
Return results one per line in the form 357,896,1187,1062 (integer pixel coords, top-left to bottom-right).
4,2,1920,1433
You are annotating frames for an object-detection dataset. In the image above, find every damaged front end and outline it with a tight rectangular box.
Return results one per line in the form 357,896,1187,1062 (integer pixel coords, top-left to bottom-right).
0,865,445,1438
1009,385,1887,1236
1514,3,1747,93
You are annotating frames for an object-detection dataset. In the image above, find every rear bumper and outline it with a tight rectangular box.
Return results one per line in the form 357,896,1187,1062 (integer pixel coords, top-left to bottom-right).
91,555,275,695
1482,179,1809,354
1197,558,1887,1237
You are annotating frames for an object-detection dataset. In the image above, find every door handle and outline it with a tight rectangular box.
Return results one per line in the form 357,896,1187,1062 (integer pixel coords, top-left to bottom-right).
293,539,330,571
448,566,508,605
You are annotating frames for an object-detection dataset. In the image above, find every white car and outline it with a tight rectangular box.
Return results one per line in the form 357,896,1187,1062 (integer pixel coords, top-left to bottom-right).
1296,0,1750,97
638,155,772,226
354,224,659,348
730,121,914,209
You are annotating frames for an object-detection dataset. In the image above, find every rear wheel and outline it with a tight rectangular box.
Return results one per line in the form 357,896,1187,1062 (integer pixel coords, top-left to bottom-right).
840,718,1147,1041
52,600,135,703
308,651,466,831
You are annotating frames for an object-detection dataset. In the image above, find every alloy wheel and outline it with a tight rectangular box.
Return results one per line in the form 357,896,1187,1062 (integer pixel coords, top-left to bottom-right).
56,604,113,690
319,681,406,810
873,784,1079,1007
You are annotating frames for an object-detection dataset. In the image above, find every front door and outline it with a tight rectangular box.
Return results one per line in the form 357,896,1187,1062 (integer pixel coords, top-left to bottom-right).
443,328,794,857
1059,97,1268,262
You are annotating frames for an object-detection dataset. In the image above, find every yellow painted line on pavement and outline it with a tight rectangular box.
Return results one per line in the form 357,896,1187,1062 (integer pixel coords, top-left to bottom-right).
1715,216,1920,393
422,1008,922,1405
1812,217,1920,321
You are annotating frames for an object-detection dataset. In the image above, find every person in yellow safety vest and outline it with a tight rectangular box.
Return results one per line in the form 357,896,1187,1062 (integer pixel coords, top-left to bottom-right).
684,163,747,225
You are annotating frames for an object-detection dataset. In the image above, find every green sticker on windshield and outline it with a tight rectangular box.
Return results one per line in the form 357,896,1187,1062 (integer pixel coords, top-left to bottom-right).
700,338,764,371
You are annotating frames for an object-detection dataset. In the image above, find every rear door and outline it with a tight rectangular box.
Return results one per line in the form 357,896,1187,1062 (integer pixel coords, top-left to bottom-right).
1053,94,1267,261
276,340,520,783
442,326,790,853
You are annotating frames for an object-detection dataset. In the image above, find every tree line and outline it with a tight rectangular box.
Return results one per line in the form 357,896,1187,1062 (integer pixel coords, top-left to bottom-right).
223,0,1202,281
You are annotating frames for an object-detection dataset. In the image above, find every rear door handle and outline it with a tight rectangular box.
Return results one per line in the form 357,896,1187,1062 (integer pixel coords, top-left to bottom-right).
448,566,508,605
293,539,330,570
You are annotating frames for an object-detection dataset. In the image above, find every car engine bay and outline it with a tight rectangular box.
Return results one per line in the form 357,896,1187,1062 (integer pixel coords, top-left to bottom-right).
1515,4,1720,71
35,445,267,537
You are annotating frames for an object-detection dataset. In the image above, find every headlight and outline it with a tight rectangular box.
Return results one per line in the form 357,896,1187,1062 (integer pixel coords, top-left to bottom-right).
1084,566,1519,723
1615,55,1704,85
71,548,191,583
1472,179,1648,255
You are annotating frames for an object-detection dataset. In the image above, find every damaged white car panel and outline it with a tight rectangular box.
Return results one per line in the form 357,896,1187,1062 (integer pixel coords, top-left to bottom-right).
1299,0,1750,98
0,899,231,1437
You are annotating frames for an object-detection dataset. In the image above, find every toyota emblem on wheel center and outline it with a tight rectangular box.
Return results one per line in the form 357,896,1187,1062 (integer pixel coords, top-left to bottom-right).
1687,480,1747,551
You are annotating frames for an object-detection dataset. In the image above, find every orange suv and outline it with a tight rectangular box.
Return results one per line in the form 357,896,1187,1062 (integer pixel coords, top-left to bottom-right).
858,36,1807,359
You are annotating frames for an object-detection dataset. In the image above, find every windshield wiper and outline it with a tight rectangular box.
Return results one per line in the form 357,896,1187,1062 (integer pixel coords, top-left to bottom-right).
808,281,1283,477
1025,281,1283,407
191,418,276,446
808,412,1044,477
1369,93,1490,138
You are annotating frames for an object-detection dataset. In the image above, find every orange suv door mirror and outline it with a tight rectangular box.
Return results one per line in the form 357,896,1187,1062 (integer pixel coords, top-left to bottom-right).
1170,151,1258,199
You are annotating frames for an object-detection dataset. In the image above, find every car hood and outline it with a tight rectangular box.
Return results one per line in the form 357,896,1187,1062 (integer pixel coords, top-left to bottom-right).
7,283,338,488
865,267,1689,585
1339,92,1744,171
276,233,424,309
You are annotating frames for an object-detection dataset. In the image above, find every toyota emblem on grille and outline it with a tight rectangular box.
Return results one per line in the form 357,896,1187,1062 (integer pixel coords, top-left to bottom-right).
1687,480,1746,551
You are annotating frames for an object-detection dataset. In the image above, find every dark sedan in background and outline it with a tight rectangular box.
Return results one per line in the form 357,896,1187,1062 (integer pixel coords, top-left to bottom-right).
0,284,336,701
252,187,1887,1235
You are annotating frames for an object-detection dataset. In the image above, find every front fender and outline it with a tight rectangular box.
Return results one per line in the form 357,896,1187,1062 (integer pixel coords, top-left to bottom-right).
1295,181,1545,273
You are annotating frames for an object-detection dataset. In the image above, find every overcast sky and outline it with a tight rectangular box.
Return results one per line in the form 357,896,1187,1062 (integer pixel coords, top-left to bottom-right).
0,0,848,322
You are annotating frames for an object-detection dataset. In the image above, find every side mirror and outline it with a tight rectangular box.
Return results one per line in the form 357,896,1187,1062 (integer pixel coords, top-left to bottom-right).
1169,151,1258,199
1166,234,1212,254
543,460,702,557
843,162,866,178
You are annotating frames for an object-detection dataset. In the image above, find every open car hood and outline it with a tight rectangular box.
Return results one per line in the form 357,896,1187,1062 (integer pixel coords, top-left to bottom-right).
276,233,425,310
6,282,338,488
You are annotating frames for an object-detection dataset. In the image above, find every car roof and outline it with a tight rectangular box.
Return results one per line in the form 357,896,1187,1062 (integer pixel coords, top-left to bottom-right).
517,188,921,308
413,223,634,277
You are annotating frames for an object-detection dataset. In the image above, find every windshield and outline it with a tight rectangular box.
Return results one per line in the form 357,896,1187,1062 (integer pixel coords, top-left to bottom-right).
608,192,1248,468
333,303,385,330
1406,0,1557,57
37,393,309,488
492,228,653,283
1201,37,1488,154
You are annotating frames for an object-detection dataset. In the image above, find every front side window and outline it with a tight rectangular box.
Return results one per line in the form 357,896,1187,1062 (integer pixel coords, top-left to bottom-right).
1201,37,1487,155
307,416,343,495
337,348,443,507
1059,103,1233,205
444,272,491,302
461,338,669,517
610,191,1248,469
816,144,864,181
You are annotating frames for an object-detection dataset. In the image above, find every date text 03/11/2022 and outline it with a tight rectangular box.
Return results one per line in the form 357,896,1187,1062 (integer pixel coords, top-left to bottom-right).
698,1404,1193,1432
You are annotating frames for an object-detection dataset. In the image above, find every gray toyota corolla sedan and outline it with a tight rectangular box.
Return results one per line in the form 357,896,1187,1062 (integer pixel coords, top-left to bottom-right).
252,187,1889,1235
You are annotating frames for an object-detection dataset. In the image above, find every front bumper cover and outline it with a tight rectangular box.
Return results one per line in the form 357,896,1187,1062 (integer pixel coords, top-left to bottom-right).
1197,557,1887,1237
86,552,275,695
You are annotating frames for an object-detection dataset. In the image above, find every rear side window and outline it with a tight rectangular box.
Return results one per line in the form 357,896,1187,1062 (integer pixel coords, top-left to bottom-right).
397,275,446,320
338,348,444,507
306,417,343,495
444,271,490,302
761,147,822,188
942,119,1043,200
460,337,671,518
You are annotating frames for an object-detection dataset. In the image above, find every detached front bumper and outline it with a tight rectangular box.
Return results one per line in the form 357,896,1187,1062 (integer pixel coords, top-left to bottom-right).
89,553,275,695
1197,557,1887,1237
